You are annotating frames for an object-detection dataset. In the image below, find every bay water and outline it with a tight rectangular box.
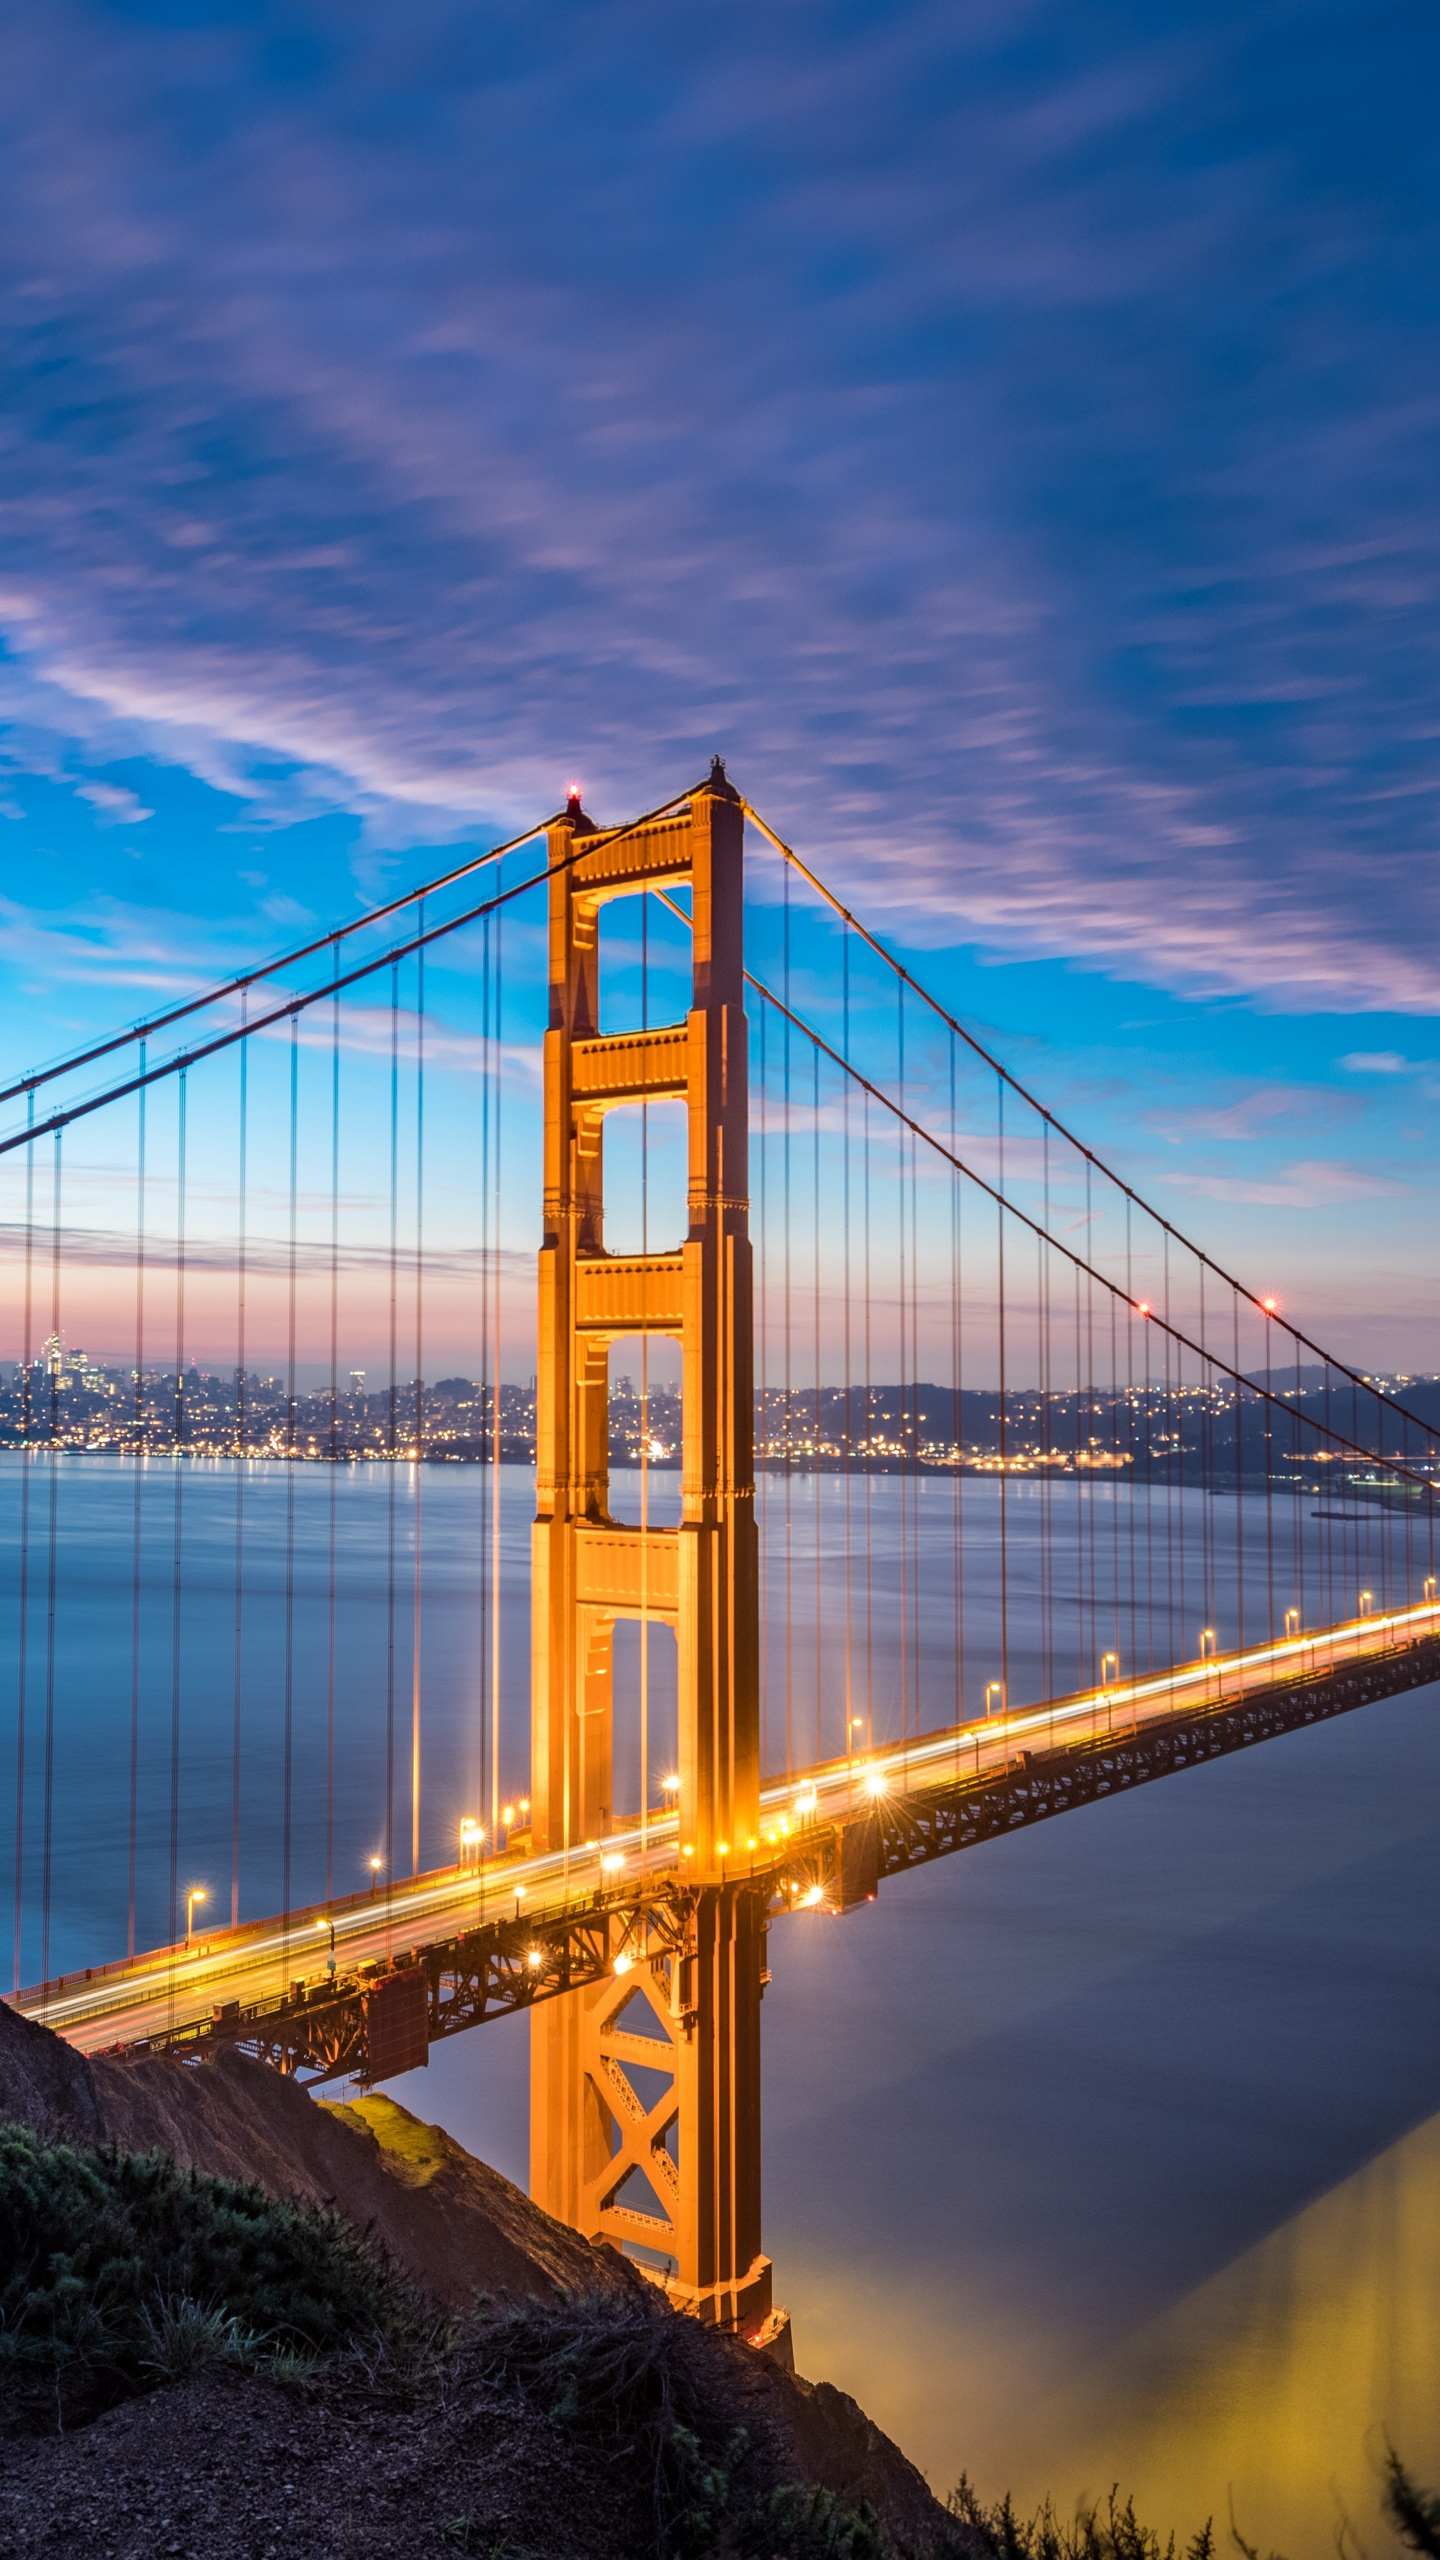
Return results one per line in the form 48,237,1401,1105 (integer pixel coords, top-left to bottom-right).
3,1453,1437,2551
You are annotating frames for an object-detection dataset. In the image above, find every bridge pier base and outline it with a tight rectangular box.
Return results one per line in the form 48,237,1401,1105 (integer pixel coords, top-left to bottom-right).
530,1883,772,2334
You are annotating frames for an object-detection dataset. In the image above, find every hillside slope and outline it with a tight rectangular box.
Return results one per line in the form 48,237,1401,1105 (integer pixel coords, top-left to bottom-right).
0,1996,633,2305
0,1999,957,2556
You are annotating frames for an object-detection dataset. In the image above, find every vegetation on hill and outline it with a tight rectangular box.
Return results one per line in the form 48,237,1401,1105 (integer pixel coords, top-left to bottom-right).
4,2122,1436,2560
0,2122,432,2424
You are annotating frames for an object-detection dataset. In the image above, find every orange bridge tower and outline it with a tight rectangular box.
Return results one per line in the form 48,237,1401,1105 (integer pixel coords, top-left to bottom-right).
529,762,774,2337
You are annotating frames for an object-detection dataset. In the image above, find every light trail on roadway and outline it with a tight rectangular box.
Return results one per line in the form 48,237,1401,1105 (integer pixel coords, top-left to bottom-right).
16,1595,1439,2060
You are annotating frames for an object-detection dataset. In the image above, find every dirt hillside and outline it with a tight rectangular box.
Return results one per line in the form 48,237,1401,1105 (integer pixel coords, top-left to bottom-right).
0,1997,956,2554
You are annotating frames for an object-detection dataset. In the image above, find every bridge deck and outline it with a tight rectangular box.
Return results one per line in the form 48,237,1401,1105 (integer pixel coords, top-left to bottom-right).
14,1601,1440,2082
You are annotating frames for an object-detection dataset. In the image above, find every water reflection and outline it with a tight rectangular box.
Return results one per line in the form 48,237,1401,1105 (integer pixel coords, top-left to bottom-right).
758,1688,1440,2547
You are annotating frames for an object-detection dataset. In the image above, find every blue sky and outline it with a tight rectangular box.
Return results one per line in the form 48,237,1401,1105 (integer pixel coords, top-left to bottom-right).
1,0,1438,1364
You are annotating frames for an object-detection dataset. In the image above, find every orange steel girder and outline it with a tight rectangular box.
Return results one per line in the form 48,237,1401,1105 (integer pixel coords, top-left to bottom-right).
529,766,770,2331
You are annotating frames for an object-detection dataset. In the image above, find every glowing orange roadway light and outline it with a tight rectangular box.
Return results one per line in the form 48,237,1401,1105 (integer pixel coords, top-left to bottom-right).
185,1887,207,1948
613,1951,635,1976
602,1852,625,1873
526,1948,545,1971
863,1768,888,1798
662,1775,681,1793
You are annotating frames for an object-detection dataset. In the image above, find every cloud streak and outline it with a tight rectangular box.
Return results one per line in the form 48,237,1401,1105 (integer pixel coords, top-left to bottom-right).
0,1,1437,1010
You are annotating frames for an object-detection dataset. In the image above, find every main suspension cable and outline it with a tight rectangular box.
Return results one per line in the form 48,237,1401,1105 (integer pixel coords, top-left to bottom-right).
741,799,1436,1446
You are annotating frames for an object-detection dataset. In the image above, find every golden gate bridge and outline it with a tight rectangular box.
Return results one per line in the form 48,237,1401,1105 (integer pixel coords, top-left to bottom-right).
3,763,1436,2356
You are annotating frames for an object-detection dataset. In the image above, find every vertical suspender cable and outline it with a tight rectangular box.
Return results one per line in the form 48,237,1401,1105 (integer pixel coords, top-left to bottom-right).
128,1065,145,1957
282,1024,298,1930
863,1082,874,1742
757,991,769,1766
996,1072,1009,1716
1041,1136,1054,1707
897,982,910,1742
326,978,339,1903
910,1083,922,1740
842,938,855,1747
951,1044,965,1739
40,1130,62,1992
1263,1305,1276,1636
490,860,504,1840
478,912,491,1821
812,1036,822,1759
782,880,793,1778
168,1079,187,1956
11,1100,34,1992
386,966,399,1895
1233,1289,1245,1653
412,919,425,1875
232,1030,247,1929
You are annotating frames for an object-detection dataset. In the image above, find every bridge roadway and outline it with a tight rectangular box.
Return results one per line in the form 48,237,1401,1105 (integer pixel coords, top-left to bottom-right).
15,1598,1440,2083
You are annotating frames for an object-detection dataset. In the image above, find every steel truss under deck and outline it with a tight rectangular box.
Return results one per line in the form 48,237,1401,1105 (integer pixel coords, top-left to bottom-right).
96,1628,1440,2087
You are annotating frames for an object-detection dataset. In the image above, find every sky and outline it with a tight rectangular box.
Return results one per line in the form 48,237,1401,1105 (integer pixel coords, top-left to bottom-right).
1,0,1438,1367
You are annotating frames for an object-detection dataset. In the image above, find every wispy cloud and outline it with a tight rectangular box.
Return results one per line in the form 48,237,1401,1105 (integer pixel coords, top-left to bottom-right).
1139,1084,1347,1145
1156,1159,1410,1210
0,1,1437,1012
75,780,151,825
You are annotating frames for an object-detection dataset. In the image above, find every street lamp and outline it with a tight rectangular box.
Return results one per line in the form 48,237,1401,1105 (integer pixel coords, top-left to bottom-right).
1358,1589,1373,1617
314,1916,337,1978
1100,1651,1119,1686
368,1857,383,1897
459,1818,484,1866
984,1681,1005,1717
1284,1608,1300,1639
185,1887,207,1949
1199,1628,1217,1660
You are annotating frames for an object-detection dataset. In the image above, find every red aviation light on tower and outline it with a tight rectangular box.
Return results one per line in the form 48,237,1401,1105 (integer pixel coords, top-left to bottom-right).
1261,1296,1278,1314
1135,1300,1151,1318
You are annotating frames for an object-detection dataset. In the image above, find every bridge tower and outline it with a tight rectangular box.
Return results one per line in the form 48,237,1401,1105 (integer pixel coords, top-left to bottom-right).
529,763,772,2336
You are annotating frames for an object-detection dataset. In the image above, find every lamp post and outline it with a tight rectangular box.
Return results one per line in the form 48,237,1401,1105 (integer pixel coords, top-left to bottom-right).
314,1916,337,1979
185,1887,207,1950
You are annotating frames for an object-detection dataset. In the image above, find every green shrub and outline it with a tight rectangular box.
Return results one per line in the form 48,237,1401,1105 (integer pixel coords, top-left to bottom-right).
0,2121,426,2422
945,2478,1213,2560
467,2289,883,2560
